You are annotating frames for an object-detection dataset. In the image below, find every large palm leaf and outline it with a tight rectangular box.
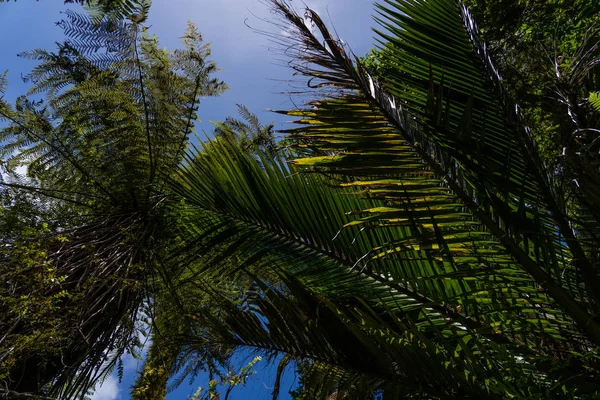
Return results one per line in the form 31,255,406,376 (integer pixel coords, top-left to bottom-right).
189,0,600,396
267,0,600,345
165,138,597,398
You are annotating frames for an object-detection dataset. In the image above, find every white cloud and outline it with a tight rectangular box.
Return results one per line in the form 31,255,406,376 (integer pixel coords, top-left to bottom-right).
121,332,152,373
14,165,27,176
90,321,151,400
91,375,120,400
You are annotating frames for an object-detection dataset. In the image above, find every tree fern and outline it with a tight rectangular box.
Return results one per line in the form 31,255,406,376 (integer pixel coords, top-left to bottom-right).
0,7,225,397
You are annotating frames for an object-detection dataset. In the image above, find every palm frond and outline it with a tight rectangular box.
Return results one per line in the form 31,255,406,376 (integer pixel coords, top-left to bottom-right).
590,92,600,113
164,139,598,398
265,0,600,351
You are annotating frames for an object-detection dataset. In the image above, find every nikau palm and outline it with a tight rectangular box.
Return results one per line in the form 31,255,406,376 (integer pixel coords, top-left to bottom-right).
170,0,600,397
260,0,599,397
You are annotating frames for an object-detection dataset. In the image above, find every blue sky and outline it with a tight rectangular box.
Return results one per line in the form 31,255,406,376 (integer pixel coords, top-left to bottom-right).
0,0,376,398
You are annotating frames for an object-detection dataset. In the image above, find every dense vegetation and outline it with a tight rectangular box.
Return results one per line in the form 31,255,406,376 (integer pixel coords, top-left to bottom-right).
1,0,599,399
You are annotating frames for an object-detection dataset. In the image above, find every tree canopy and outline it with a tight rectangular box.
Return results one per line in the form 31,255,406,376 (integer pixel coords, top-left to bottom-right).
1,0,600,399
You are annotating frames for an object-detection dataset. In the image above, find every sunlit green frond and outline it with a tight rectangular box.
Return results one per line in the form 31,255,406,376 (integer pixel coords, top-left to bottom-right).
164,139,599,398
590,92,600,113
265,0,600,353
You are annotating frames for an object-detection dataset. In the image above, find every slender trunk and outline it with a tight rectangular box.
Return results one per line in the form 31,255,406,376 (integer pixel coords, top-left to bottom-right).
131,314,182,400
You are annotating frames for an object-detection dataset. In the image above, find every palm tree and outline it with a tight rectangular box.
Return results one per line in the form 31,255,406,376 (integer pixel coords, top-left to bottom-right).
157,0,600,398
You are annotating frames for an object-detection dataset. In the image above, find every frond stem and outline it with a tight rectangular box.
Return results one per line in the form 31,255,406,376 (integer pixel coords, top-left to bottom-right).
133,26,155,200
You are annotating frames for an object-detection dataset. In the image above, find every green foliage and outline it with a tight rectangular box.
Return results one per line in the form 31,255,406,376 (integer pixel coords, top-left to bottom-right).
266,0,600,397
590,92,600,112
459,0,600,163
367,1,600,172
0,190,73,386
0,3,225,397
189,356,262,400
2,0,600,399
130,308,183,400
161,130,592,398
213,105,277,157
449,0,600,247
